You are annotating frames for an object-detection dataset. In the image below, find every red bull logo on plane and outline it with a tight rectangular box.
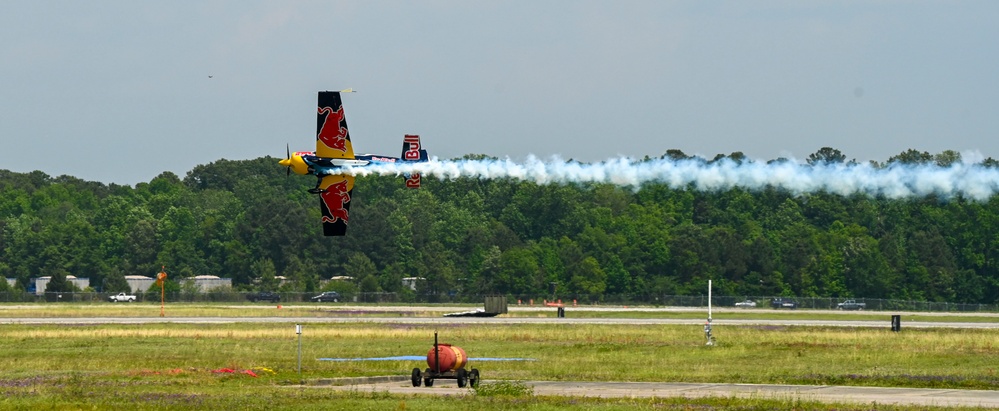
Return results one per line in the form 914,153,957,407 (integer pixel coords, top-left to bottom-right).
405,174,422,188
404,134,422,161
320,180,350,223
317,106,349,152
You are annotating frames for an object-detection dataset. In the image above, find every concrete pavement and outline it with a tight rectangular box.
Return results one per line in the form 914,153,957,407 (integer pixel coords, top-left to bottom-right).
319,377,999,408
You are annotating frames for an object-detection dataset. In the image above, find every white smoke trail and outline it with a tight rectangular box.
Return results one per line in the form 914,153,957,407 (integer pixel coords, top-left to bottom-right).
343,156,999,201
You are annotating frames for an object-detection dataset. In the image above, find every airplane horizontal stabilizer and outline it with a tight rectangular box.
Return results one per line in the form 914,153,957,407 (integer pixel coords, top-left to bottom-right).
319,175,354,236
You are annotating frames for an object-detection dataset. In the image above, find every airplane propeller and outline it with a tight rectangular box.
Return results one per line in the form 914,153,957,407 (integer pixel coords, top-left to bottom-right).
279,145,309,176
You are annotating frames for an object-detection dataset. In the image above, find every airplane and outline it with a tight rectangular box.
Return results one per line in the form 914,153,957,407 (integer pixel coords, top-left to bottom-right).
279,90,428,236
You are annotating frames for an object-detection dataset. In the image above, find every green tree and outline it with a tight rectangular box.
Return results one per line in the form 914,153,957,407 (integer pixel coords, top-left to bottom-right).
471,246,502,294
887,149,933,165
252,258,279,291
569,256,607,297
807,147,849,165
359,275,380,293
102,267,132,293
344,253,378,281
44,269,75,293
934,150,962,167
497,247,541,295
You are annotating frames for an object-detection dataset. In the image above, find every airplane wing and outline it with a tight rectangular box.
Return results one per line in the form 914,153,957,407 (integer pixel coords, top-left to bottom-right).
316,91,356,159
319,174,355,236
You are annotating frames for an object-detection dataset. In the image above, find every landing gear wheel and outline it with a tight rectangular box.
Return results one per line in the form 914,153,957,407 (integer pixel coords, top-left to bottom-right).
456,368,468,388
411,368,422,387
469,368,480,388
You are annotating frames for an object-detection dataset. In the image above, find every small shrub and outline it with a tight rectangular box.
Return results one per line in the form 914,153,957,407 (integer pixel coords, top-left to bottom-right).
473,380,533,397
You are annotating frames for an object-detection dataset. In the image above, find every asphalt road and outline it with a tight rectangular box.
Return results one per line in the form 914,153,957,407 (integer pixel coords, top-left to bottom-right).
3,314,997,329
317,377,999,408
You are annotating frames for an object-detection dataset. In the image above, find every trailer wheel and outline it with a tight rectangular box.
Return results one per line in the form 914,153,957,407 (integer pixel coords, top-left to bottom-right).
411,368,422,387
456,368,468,388
469,369,480,388
423,369,435,387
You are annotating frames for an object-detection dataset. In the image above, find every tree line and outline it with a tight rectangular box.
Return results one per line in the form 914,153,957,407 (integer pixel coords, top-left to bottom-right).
1,147,998,304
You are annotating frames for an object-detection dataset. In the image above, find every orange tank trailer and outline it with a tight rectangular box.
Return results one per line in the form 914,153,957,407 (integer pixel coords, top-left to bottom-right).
411,332,480,388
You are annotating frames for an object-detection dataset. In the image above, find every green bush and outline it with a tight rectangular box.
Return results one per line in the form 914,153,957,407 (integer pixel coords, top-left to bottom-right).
474,380,534,397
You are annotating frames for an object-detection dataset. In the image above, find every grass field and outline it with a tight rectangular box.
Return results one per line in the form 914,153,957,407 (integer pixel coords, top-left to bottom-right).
0,303,996,410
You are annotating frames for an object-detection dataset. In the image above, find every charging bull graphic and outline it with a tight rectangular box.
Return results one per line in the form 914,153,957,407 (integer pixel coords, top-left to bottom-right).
317,105,349,152
320,179,351,224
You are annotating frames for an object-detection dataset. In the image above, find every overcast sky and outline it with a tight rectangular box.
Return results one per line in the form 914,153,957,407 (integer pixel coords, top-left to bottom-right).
2,1,998,185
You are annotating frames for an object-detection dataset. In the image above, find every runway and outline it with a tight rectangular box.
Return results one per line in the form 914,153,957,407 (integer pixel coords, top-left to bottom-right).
2,314,996,329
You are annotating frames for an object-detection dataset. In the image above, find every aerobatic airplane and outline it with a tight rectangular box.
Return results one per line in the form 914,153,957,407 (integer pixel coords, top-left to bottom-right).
279,90,428,236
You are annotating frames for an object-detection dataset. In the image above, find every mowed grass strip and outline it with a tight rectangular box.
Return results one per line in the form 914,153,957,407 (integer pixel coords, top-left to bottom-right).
2,322,997,410
1,322,996,389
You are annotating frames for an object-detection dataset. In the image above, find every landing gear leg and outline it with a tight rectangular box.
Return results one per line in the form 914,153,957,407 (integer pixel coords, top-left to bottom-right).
308,176,323,194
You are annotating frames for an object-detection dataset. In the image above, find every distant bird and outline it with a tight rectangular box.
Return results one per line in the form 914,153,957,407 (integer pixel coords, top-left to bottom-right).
208,75,214,79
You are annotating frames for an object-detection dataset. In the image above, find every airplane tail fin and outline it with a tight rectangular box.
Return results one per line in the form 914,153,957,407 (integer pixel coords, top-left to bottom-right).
401,134,427,189
402,134,428,162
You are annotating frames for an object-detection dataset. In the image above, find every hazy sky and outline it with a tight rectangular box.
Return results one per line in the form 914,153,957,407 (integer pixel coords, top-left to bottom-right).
2,1,998,185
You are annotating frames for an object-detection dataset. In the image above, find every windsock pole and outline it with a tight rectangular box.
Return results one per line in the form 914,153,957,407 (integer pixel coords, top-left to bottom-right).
157,267,167,317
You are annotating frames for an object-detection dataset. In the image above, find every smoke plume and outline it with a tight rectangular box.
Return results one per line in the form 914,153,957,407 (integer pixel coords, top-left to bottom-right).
343,156,999,201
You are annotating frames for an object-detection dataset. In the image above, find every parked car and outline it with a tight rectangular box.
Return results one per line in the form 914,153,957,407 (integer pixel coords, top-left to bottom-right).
310,291,341,303
108,292,136,302
246,291,280,303
734,299,756,308
837,300,866,310
771,297,798,309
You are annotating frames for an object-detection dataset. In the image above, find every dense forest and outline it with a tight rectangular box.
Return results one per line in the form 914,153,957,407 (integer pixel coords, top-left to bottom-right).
1,147,998,304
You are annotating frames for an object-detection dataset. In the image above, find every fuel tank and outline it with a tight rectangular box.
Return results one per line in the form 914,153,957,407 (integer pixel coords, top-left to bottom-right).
426,343,467,372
